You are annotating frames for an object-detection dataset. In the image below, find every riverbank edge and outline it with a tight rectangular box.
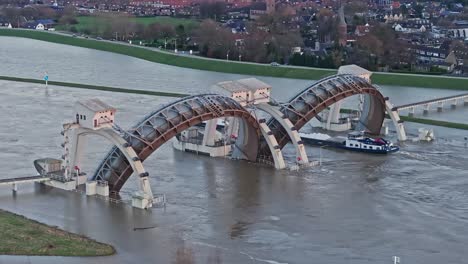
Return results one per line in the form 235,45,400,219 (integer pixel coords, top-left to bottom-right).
0,208,116,256
0,75,188,97
399,115,468,130
2,29,468,90
3,77,466,131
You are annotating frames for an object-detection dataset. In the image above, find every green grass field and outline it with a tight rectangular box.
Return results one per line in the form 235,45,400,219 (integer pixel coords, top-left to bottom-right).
399,115,468,130
0,209,115,256
56,16,200,32
2,29,468,90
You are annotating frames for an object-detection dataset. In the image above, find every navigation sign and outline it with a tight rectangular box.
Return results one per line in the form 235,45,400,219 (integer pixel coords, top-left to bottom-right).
44,73,49,88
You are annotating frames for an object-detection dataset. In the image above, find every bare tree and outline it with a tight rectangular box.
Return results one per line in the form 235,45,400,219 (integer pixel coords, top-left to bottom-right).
194,19,236,59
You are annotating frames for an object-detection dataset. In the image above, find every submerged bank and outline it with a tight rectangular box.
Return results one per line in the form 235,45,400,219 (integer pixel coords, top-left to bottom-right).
0,75,188,98
2,77,466,131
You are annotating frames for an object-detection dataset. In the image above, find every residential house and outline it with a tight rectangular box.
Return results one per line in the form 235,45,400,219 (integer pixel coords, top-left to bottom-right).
355,23,371,36
447,20,468,39
23,19,56,30
412,45,449,63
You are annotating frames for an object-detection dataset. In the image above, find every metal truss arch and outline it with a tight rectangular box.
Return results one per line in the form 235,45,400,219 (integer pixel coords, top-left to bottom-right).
260,74,386,155
93,94,261,193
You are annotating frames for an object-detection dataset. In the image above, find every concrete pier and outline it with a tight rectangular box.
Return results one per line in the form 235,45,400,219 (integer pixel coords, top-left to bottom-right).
451,99,458,109
395,92,468,115
437,102,444,112
423,104,430,115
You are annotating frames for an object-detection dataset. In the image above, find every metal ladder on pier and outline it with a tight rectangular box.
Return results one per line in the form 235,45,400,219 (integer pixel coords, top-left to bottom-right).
199,97,224,117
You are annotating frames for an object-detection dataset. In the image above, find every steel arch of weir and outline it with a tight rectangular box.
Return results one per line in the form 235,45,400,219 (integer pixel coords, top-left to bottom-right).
92,94,261,193
259,74,386,155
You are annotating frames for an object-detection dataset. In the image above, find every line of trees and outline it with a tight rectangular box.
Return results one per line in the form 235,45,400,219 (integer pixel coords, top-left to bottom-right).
195,7,303,63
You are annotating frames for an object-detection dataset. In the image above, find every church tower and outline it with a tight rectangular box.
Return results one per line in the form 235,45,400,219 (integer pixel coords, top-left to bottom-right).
338,5,347,46
266,0,275,14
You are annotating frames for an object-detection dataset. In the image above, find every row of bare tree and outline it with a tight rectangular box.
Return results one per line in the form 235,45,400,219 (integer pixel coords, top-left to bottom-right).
194,8,303,63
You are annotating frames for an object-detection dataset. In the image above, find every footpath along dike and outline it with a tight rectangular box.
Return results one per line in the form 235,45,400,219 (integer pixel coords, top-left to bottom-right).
2,28,468,90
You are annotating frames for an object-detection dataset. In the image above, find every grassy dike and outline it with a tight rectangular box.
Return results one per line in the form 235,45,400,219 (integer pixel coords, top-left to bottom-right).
400,115,468,130
0,75,188,98
2,75,467,131
0,29,335,80
3,29,468,90
0,209,115,256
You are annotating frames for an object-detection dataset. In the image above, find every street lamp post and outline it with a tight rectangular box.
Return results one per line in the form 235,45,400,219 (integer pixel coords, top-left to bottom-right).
239,54,242,61
226,50,230,61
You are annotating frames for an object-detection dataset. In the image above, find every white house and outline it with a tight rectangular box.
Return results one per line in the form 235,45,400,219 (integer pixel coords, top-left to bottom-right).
393,23,406,32
73,99,116,130
35,23,45,30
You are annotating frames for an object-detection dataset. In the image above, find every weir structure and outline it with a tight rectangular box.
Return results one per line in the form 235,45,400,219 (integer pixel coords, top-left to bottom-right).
27,67,410,210
92,94,261,195
90,73,405,204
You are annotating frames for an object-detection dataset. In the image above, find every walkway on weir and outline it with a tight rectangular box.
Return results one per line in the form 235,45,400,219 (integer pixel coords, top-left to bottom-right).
0,175,50,186
394,92,468,111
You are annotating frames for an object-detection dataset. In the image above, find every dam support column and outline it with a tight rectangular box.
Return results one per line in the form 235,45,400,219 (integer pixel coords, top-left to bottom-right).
437,102,444,112
385,100,407,142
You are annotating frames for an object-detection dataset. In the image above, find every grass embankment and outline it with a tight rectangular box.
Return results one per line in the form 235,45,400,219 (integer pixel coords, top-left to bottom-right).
400,115,468,130
372,73,468,90
3,75,467,131
56,16,200,32
0,209,115,256
0,29,339,80
343,108,468,130
0,75,188,98
3,29,468,89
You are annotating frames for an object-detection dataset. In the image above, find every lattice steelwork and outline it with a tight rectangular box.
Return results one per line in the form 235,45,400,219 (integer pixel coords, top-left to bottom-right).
259,74,386,155
93,94,260,193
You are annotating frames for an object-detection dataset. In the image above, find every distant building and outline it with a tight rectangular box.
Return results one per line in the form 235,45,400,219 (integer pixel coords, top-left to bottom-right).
355,24,371,36
447,20,468,39
23,19,56,30
249,0,275,20
227,0,252,8
338,5,347,46
412,45,449,63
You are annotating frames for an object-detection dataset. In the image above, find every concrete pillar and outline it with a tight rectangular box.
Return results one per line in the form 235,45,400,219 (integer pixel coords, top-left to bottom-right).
225,117,239,140
327,101,342,129
423,104,429,115
437,102,444,112
464,97,468,106
451,99,457,109
256,104,309,164
12,183,17,193
385,101,407,141
408,107,415,117
202,119,218,146
259,122,286,169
